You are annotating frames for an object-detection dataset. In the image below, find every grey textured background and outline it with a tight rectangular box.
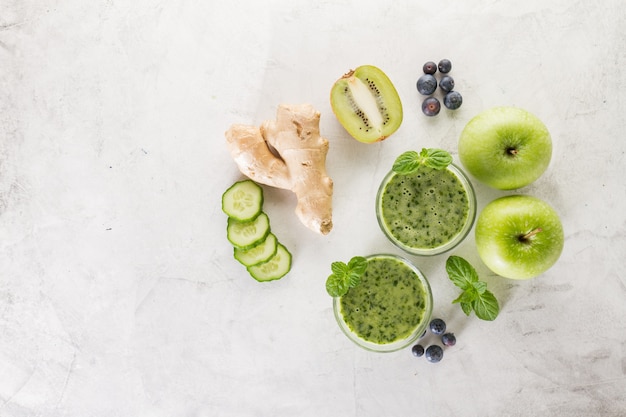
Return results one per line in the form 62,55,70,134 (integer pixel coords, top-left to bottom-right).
1,0,625,416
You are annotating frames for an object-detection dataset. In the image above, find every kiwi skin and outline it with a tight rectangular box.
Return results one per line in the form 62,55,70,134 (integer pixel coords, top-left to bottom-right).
330,65,403,143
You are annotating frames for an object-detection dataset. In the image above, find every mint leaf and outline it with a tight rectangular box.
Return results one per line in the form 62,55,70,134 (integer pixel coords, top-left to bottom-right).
325,256,369,297
472,280,488,295
420,148,453,170
347,256,367,275
392,151,421,175
446,255,479,290
472,290,500,321
326,274,348,297
460,301,473,316
346,271,362,288
346,256,367,287
445,255,500,321
331,261,347,276
452,290,477,305
392,148,452,175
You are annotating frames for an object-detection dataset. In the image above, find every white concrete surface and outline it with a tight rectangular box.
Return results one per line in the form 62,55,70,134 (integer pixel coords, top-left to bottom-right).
1,1,625,415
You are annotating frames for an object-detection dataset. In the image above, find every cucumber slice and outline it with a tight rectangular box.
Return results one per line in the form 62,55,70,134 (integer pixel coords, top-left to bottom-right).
247,243,292,282
227,212,271,250
222,180,264,222
234,233,278,267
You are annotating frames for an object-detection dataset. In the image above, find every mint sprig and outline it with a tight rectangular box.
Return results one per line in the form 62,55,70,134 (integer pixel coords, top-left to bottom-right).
446,256,500,321
392,148,452,175
326,256,368,297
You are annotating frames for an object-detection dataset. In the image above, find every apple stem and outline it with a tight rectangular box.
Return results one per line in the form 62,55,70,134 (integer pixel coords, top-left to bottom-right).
507,147,519,156
519,228,543,242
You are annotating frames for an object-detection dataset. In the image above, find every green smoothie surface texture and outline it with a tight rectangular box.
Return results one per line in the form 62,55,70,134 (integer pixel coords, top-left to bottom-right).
339,256,427,344
381,167,470,249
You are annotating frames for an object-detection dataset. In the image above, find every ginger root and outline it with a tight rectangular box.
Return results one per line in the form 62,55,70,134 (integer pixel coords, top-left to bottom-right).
225,104,333,235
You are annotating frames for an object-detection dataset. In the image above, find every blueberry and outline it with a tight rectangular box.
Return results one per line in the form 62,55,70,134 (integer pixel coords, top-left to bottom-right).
421,97,441,117
411,344,425,357
429,318,446,335
425,345,444,363
422,61,437,74
438,59,452,74
443,91,463,110
439,75,455,93
442,333,457,347
416,74,437,95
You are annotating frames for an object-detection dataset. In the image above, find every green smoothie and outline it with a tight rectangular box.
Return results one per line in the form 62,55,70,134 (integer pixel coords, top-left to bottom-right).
338,256,429,345
377,164,474,254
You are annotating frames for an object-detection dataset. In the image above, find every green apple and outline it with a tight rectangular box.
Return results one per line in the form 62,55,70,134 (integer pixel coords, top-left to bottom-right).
458,107,552,190
475,195,564,280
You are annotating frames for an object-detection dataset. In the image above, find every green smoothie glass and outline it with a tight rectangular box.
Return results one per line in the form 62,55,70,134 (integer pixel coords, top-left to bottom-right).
376,163,476,256
333,254,433,352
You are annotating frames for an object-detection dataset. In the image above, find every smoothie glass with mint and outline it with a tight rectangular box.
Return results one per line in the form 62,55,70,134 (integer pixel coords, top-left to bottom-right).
376,160,476,256
333,254,433,352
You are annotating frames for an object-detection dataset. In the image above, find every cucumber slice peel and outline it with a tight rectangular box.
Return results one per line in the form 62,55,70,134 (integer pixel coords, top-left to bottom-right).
247,243,292,282
227,212,271,250
221,179,264,222
234,233,278,267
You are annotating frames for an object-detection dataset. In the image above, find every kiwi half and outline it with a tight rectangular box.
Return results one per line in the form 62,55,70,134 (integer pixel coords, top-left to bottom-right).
330,65,403,143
